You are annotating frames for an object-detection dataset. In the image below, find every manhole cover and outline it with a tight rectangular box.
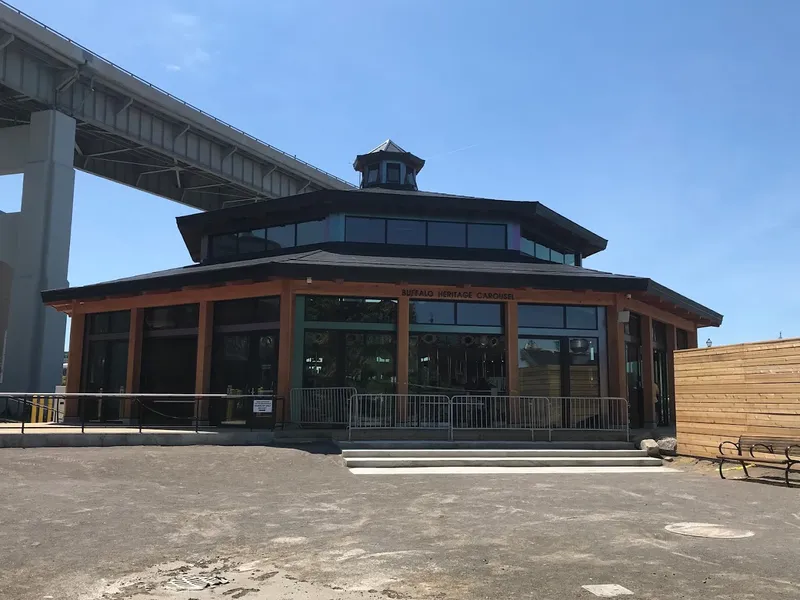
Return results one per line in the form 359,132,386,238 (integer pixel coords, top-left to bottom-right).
665,522,754,539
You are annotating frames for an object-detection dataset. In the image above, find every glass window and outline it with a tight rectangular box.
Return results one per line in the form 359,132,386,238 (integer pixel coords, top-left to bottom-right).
366,164,379,184
267,224,295,249
518,304,564,328
568,337,600,396
296,219,325,246
566,306,597,330
564,254,576,266
405,167,416,187
456,302,502,326
304,296,397,323
214,297,280,327
88,311,130,335
467,223,506,249
551,249,564,264
386,163,401,184
211,233,238,258
345,217,386,243
237,229,266,254
428,221,466,247
144,304,199,331
535,243,550,261
676,328,689,350
520,237,536,257
652,320,668,350
518,338,562,397
625,313,641,340
387,219,426,245
410,301,455,325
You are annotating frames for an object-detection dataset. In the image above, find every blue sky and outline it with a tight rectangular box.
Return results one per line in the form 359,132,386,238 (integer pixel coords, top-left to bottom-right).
1,0,799,347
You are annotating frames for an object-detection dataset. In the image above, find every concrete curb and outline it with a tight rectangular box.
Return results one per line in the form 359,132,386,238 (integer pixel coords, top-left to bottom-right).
0,431,275,448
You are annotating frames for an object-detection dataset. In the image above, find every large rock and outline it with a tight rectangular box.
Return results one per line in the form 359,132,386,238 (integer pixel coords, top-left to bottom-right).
639,438,660,457
657,437,677,455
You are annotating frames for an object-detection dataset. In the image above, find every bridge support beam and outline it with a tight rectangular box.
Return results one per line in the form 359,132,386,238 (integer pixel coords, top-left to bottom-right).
0,110,76,392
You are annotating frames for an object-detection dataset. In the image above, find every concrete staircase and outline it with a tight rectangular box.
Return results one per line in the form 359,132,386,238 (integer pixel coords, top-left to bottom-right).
339,441,663,471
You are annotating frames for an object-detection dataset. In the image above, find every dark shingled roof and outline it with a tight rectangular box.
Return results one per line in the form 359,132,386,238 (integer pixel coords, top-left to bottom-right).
41,248,722,326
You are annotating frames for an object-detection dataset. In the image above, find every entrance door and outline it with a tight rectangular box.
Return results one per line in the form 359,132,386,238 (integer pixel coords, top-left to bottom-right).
625,342,643,428
653,349,670,425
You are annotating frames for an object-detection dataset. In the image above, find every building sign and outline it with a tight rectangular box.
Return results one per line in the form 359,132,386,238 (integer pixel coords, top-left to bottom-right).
401,288,514,301
252,398,273,414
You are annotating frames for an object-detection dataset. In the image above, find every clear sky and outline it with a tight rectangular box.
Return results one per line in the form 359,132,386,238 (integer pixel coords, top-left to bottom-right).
1,0,798,347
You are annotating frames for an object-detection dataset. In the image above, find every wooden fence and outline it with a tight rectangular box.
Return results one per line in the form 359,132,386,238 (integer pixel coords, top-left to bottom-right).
674,338,800,458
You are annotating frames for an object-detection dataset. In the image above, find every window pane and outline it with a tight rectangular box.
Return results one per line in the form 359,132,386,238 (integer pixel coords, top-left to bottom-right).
255,297,281,322
456,302,502,326
367,164,379,184
518,304,564,328
428,221,466,247
569,337,600,396
405,168,416,186
410,301,455,325
238,229,266,254
267,224,295,249
518,338,562,396
386,163,401,184
212,233,237,258
564,254,575,266
520,237,536,257
345,332,396,394
144,304,199,330
535,243,550,260
296,219,325,246
305,296,396,323
676,328,689,350
566,306,597,330
109,311,131,334
468,223,506,249
550,249,564,263
387,219,426,245
215,297,280,326
345,216,386,243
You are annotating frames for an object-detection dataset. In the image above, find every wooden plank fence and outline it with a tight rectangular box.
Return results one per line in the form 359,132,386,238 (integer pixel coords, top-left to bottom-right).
675,338,800,458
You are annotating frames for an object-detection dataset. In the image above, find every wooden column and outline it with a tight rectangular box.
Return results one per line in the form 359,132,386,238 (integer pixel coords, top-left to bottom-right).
606,297,626,399
688,327,699,349
640,313,656,429
665,323,677,426
123,308,143,420
64,309,85,419
396,295,410,422
504,300,519,396
276,282,294,423
195,300,214,422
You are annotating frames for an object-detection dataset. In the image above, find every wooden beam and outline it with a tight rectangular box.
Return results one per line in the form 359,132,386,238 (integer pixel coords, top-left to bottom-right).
625,294,697,331
276,281,294,423
505,300,519,395
640,313,656,428
64,309,85,419
396,294,410,422
195,301,214,421
124,308,144,419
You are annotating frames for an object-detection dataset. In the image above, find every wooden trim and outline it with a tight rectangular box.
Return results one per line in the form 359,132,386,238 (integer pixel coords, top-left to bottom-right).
64,309,85,418
123,308,144,419
606,296,626,399
640,313,656,428
505,300,519,395
276,281,294,421
621,296,695,331
397,295,410,395
195,301,213,395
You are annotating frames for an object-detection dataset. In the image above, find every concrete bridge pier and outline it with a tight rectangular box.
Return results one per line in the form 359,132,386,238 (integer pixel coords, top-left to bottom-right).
0,109,76,393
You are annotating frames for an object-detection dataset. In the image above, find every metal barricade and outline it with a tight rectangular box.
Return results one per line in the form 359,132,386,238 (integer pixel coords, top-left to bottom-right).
548,397,629,440
450,395,551,440
290,387,357,425
348,394,450,440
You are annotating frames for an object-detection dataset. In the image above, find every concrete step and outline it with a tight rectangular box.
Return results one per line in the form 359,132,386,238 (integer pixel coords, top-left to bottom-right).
342,448,648,458
338,440,633,451
343,456,663,468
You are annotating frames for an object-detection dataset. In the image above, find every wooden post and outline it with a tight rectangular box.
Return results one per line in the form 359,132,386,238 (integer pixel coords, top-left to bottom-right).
64,309,85,419
505,300,519,395
396,295,410,422
640,313,656,429
688,328,699,349
195,300,214,422
123,308,143,420
666,323,677,426
606,298,626,399
276,282,294,424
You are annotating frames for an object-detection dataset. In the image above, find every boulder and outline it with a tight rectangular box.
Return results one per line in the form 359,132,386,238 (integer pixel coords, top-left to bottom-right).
639,438,660,457
657,437,677,456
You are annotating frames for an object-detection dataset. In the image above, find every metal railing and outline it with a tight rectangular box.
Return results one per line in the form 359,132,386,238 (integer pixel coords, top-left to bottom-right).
0,393,277,434
348,394,629,441
290,387,357,426
0,1,355,189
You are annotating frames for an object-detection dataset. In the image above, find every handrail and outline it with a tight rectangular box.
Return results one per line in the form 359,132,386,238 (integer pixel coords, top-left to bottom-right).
0,0,354,188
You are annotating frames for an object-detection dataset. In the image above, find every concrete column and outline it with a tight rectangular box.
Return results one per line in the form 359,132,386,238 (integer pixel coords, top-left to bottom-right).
0,110,76,392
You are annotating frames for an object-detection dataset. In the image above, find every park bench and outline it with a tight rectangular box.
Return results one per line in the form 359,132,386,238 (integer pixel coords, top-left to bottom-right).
717,435,800,487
